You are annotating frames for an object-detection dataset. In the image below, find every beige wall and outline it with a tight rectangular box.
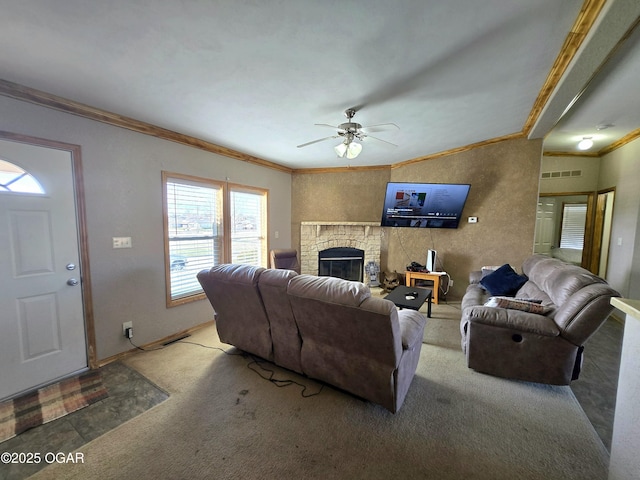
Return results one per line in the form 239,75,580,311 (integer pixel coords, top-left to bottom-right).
0,95,293,361
538,139,640,298
291,168,391,264
598,137,640,297
540,155,601,193
292,137,543,299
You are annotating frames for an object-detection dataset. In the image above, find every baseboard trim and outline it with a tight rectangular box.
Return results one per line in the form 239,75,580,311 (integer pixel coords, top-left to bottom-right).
97,320,215,367
610,310,625,326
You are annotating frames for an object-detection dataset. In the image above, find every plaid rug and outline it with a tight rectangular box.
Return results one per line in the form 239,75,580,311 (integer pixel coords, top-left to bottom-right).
0,370,108,443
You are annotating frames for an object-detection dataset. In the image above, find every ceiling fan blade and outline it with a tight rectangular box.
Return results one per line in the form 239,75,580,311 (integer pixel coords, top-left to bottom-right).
297,135,339,148
362,135,398,147
360,123,400,133
314,123,345,131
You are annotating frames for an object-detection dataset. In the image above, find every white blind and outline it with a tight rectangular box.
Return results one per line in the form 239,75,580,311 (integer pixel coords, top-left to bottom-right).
560,204,587,249
230,189,266,266
166,179,223,301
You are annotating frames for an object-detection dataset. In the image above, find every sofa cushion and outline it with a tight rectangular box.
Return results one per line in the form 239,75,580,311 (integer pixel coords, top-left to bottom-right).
484,296,552,315
516,280,553,303
463,306,560,336
196,264,273,361
396,310,426,349
462,283,489,311
479,264,528,296
287,274,370,306
524,255,608,307
258,269,302,374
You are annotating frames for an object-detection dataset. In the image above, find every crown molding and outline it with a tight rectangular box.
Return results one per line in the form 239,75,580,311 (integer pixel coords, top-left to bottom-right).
599,128,640,156
543,151,600,157
522,0,607,136
0,79,293,174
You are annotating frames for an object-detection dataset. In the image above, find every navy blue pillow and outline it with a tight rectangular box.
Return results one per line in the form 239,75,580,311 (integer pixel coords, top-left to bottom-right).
479,264,528,296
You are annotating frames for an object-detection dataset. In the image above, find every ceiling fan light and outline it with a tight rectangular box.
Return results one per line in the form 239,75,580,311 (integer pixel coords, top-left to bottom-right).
334,142,348,157
577,137,593,150
346,141,362,159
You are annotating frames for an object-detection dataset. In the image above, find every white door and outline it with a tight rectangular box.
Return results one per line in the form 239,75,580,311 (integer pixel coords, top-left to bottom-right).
0,139,87,401
534,197,556,254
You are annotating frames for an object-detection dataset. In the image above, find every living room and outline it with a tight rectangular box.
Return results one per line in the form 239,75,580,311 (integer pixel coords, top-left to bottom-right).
1,0,639,363
1,1,640,478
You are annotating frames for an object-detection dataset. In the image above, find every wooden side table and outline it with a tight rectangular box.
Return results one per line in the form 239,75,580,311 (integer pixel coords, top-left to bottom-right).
405,271,446,304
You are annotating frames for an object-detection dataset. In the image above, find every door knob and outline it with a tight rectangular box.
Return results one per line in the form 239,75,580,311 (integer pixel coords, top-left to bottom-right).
67,278,79,286
66,263,76,271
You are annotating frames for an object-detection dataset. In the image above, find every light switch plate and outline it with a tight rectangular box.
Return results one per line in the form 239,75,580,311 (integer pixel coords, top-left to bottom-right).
468,217,478,223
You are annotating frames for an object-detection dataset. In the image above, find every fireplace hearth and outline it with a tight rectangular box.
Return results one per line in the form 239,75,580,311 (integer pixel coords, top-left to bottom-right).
318,247,364,282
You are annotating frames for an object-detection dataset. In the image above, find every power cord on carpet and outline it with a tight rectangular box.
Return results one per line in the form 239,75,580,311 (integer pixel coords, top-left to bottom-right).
179,339,324,398
132,337,324,399
244,355,324,398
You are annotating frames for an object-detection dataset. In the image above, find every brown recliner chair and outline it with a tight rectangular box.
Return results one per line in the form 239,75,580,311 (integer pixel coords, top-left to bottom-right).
270,249,300,273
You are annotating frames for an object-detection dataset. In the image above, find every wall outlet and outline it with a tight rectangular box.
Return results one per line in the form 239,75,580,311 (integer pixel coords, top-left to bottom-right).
449,279,454,287
122,321,133,338
113,237,132,249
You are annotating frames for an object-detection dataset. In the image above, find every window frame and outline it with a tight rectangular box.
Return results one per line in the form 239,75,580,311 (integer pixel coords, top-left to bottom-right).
227,182,269,268
162,171,269,308
0,159,46,194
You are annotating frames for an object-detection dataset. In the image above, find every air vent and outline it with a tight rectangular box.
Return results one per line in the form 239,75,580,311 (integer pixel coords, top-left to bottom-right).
541,170,582,179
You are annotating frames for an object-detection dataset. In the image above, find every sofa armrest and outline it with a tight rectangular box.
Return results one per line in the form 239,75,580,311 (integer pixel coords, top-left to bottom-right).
398,310,426,349
469,270,483,284
463,306,560,337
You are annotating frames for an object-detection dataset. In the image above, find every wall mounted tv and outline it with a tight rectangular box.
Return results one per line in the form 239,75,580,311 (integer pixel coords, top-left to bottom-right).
380,182,471,229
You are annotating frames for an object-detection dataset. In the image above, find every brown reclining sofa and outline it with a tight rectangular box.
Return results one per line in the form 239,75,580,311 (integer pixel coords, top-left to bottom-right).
197,264,426,413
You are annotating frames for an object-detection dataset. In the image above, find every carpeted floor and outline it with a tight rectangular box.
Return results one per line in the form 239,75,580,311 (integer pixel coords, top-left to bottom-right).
24,302,609,480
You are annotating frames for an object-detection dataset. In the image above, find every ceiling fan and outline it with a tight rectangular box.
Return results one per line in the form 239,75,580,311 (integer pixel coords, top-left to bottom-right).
297,109,399,159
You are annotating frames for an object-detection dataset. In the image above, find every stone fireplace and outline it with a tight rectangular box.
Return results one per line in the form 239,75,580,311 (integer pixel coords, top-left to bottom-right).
300,222,382,280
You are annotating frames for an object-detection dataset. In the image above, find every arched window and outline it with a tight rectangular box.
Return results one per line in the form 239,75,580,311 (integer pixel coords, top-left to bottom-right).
0,159,45,194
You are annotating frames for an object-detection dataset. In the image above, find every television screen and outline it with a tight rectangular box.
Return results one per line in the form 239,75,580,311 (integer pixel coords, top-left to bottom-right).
380,182,471,229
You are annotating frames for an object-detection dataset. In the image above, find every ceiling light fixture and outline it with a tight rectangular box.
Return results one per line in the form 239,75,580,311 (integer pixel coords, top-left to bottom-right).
334,133,363,159
577,137,593,150
346,141,362,159
334,142,348,157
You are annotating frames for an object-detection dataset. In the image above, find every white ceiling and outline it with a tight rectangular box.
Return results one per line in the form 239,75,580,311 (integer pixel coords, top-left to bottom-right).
1,0,639,170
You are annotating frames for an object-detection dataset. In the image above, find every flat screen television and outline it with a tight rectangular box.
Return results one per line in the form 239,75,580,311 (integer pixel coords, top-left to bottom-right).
380,182,471,229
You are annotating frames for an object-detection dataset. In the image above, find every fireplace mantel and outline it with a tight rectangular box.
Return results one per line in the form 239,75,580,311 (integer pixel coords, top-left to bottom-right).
300,221,382,277
301,221,380,238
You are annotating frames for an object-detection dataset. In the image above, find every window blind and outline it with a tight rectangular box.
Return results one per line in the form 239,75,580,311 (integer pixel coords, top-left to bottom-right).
560,204,587,249
230,189,267,266
166,179,223,301
162,172,269,307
